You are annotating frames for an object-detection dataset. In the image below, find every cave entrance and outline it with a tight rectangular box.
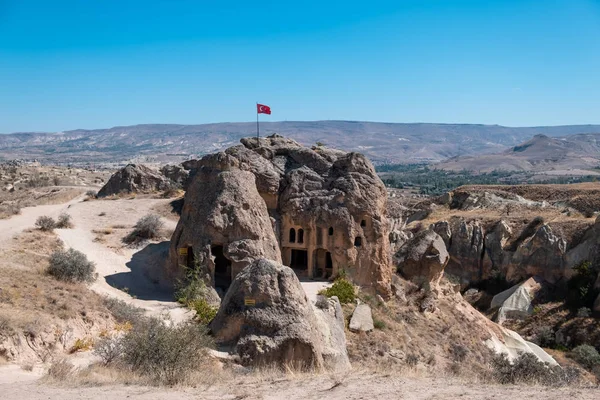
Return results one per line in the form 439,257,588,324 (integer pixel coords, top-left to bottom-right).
290,249,308,276
211,245,232,292
186,246,195,269
314,249,333,279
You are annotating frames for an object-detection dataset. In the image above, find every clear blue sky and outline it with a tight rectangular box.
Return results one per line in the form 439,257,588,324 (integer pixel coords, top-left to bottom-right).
1,0,599,133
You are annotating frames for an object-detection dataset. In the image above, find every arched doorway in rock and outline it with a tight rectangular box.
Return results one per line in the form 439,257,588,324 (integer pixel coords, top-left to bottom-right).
314,248,333,279
211,245,232,292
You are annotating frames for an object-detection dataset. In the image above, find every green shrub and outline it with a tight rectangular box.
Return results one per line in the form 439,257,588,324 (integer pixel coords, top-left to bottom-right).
570,345,600,371
48,248,96,283
35,215,56,231
566,261,599,309
319,278,356,304
373,318,386,330
533,326,555,348
189,298,218,325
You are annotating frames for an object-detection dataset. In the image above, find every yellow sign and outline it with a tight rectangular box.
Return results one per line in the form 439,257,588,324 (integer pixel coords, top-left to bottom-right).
179,248,188,256
244,298,256,306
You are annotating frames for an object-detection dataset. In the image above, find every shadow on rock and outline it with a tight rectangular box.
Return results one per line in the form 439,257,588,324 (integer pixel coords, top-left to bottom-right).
105,241,175,302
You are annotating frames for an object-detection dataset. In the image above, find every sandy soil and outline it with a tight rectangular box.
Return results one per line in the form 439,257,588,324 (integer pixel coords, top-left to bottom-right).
0,196,189,322
1,372,599,400
54,197,190,323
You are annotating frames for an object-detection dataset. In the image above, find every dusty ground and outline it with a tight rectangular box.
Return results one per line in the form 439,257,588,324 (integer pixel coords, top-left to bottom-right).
2,177,600,398
1,371,599,400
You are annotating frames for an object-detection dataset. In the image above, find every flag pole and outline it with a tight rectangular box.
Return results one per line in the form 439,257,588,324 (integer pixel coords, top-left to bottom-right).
256,102,259,142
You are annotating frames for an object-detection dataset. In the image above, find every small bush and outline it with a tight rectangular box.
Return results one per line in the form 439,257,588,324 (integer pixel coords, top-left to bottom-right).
566,261,599,309
124,214,163,243
175,273,210,306
120,317,213,385
491,352,582,386
570,345,600,371
318,277,356,304
533,326,555,348
450,343,469,362
48,248,96,283
94,336,125,365
577,307,592,318
405,353,419,367
70,337,94,353
56,213,73,228
373,318,386,330
103,298,145,326
47,359,74,380
35,215,56,231
85,190,97,198
189,298,218,325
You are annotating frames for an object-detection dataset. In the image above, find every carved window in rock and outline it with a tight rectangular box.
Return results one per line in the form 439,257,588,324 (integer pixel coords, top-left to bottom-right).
361,219,367,227
317,228,323,246
328,227,334,236
289,228,296,243
298,229,304,244
354,237,362,247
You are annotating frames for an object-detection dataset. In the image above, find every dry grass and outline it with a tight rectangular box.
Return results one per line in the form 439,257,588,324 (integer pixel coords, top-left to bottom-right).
345,279,495,379
0,188,85,219
0,229,114,363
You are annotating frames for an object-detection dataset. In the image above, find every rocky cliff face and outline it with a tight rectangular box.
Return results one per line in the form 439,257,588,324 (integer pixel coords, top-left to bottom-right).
167,153,282,291
168,135,392,297
98,164,175,197
388,187,600,289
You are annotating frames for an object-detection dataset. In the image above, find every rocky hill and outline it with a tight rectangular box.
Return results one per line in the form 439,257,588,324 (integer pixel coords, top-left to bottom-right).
438,133,600,174
2,122,600,165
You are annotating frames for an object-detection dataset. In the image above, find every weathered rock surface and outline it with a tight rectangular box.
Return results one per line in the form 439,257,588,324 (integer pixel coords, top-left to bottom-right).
167,154,281,285
485,327,558,366
490,276,544,323
313,295,351,371
433,215,586,287
98,164,174,197
160,164,189,189
394,230,449,287
349,303,374,332
210,259,324,369
168,134,392,297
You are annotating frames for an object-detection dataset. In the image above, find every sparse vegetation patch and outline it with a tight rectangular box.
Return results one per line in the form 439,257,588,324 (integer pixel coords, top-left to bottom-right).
319,277,356,304
48,248,96,283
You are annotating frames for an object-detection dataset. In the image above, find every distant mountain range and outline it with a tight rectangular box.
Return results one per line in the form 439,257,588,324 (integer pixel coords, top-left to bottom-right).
1,121,600,166
438,133,600,175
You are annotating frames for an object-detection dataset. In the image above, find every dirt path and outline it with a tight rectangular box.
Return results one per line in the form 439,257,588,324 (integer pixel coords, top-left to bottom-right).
0,195,85,248
1,372,599,400
53,198,189,323
0,195,189,322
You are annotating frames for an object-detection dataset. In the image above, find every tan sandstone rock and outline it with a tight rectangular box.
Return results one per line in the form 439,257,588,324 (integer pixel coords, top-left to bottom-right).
209,259,324,369
167,153,281,291
394,230,449,287
98,164,174,197
168,134,392,297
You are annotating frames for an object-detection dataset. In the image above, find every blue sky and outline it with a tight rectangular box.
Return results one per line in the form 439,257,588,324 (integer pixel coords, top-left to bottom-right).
1,0,599,132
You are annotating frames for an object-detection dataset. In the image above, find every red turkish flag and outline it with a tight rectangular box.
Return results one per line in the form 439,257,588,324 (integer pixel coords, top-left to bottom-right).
257,104,271,115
